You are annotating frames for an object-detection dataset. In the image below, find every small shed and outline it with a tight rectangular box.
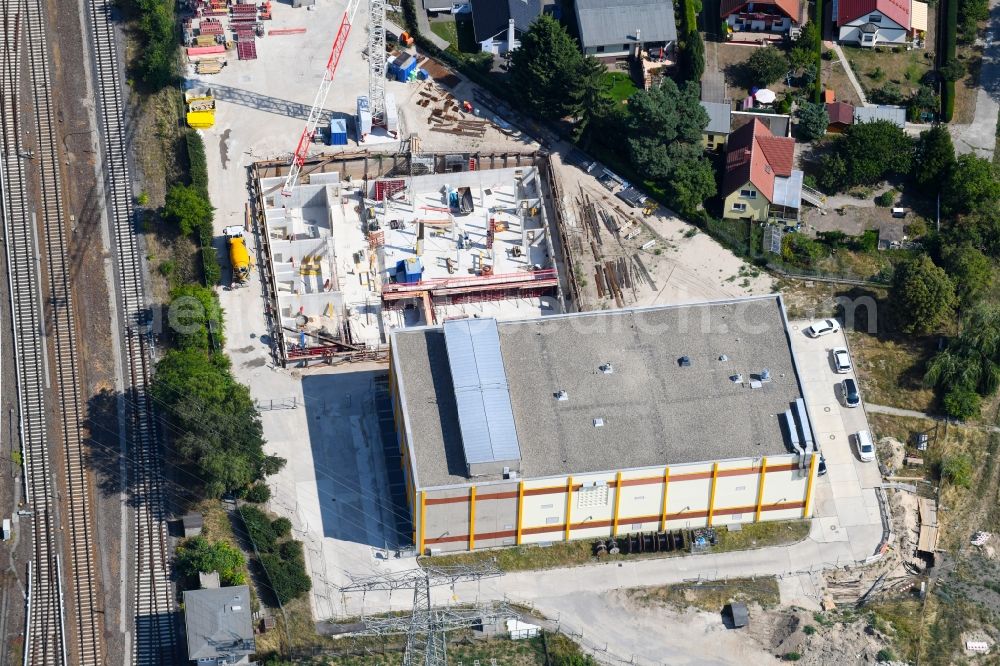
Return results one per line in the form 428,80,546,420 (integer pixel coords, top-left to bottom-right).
396,257,424,284
328,118,348,146
727,602,749,628
182,512,204,538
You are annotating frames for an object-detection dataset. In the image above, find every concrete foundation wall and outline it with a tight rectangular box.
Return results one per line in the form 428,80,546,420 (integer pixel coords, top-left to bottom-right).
414,454,816,554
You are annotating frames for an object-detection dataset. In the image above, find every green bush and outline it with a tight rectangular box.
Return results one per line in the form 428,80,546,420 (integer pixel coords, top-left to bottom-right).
176,536,246,587
241,505,278,551
876,648,895,662
130,0,177,90
260,553,312,604
942,80,956,121
186,131,209,196
244,482,271,504
943,390,981,422
164,184,213,237
782,653,802,662
874,190,896,207
167,283,223,351
201,245,221,286
272,517,292,538
803,625,816,635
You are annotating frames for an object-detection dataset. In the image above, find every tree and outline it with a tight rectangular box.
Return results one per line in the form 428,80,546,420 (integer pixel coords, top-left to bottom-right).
943,154,1000,216
509,15,585,120
745,46,789,86
796,102,829,141
626,79,715,214
925,304,1000,398
164,184,213,237
134,0,176,89
891,255,956,335
153,348,285,497
912,125,955,192
941,242,993,308
818,121,913,191
789,46,814,72
682,31,705,82
176,537,246,586
573,55,613,141
243,482,271,503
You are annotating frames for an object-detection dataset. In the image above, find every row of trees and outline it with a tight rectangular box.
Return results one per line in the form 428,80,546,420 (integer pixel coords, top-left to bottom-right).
880,126,1000,419
127,0,176,90
508,16,715,217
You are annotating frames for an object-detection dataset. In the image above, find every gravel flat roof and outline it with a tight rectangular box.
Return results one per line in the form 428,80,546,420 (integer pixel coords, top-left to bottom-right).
393,296,805,488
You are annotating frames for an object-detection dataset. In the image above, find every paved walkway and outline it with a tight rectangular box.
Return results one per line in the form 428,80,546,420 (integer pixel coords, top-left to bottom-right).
950,0,1000,158
866,403,1000,433
828,41,868,105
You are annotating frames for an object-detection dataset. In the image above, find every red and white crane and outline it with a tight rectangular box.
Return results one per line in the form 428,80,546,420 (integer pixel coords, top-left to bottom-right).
281,0,362,197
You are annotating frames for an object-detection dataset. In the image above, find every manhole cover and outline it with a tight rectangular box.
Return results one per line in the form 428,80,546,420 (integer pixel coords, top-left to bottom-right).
830,434,836,440
824,406,831,412
830,525,838,531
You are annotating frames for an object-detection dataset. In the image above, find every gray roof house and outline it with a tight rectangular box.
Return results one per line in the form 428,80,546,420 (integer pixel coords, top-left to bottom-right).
469,0,549,54
575,0,678,59
183,586,255,664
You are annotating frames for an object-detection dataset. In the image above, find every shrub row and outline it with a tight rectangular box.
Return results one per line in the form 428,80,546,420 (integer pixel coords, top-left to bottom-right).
239,505,311,605
941,0,958,120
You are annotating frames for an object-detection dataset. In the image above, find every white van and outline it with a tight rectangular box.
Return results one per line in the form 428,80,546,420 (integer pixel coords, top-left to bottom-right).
856,430,875,462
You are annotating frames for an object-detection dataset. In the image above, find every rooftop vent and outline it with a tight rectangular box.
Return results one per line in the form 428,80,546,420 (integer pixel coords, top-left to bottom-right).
593,418,605,427
730,374,743,383
760,368,771,382
600,363,614,374
555,390,569,401
719,354,728,361
678,356,691,367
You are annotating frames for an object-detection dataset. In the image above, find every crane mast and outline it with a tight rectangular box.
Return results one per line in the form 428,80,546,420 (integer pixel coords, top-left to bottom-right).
281,0,362,197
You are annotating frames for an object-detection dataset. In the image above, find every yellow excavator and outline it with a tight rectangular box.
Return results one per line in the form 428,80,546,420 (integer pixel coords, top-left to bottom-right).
223,225,251,283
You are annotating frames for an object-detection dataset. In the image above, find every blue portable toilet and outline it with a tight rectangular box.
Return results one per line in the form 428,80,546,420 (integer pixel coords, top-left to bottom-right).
328,118,348,145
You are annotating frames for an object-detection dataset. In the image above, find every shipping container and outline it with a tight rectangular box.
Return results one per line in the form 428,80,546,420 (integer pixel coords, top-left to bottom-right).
328,118,348,146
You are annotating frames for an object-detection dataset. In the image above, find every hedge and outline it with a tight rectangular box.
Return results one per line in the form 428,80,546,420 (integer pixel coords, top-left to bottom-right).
941,0,958,120
186,131,209,196
813,0,824,103
238,505,312,605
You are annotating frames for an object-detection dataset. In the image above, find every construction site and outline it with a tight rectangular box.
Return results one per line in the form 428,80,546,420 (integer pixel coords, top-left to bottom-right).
246,151,565,366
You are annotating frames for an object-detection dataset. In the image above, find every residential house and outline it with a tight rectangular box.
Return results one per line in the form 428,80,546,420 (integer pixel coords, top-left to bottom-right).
701,101,733,151
826,101,855,132
574,0,677,61
721,0,804,35
183,586,255,665
835,0,928,47
722,119,803,222
853,103,906,127
470,0,548,54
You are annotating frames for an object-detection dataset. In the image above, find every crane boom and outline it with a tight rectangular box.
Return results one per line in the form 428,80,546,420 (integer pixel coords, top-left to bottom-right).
281,0,362,197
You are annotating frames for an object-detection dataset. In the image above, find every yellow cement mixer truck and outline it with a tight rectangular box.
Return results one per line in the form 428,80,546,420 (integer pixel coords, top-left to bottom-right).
224,225,251,284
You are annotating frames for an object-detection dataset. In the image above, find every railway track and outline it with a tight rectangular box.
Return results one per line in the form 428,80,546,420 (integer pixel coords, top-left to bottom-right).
86,0,177,663
1,0,102,660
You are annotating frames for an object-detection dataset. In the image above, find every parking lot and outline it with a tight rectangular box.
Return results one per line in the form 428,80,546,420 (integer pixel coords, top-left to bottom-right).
788,319,885,562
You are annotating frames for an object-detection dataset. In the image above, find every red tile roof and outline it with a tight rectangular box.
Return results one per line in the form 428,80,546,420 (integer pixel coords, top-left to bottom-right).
826,101,855,125
720,0,802,21
722,119,795,200
837,0,910,30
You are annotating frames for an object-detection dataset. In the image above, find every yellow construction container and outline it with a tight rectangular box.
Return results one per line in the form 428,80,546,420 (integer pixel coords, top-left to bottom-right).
185,87,216,129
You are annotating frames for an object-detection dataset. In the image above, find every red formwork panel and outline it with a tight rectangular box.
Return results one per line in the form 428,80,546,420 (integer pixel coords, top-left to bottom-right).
236,39,257,60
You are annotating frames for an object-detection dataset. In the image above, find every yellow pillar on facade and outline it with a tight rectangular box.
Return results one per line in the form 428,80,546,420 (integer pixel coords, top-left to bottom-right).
564,476,574,541
707,463,720,527
802,453,819,518
468,486,476,551
659,467,670,532
516,480,525,545
611,472,623,536
418,491,427,555
755,457,768,522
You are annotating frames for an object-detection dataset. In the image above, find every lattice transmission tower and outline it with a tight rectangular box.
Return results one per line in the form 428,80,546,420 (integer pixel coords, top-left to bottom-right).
340,564,514,666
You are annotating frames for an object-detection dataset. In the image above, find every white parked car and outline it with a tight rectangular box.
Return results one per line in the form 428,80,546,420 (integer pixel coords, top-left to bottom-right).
807,319,840,337
856,430,876,462
832,347,852,373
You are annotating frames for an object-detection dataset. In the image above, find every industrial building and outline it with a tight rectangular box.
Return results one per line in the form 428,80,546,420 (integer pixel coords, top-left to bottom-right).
389,295,821,554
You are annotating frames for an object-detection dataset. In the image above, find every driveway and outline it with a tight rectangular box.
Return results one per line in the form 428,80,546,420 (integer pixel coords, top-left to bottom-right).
786,319,886,560
951,0,1000,158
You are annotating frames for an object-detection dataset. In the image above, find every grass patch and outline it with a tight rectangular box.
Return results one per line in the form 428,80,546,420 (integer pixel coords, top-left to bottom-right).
600,71,638,103
634,576,781,612
845,331,936,412
869,600,924,663
843,42,935,95
429,19,458,49
303,633,581,665
420,520,810,572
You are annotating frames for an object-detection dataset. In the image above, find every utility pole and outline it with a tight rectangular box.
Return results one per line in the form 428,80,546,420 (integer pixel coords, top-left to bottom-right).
340,564,514,666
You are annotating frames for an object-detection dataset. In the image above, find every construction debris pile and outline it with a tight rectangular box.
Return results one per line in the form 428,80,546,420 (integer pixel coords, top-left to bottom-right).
416,83,490,139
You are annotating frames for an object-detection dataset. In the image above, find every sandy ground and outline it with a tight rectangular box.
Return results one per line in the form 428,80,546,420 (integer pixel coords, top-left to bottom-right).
549,151,773,309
